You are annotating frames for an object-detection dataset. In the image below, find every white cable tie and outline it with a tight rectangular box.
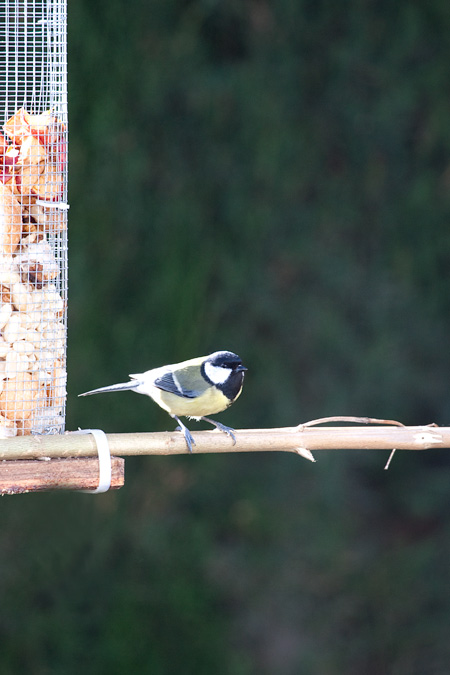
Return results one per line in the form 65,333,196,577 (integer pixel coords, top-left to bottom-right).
75,429,112,494
35,200,70,210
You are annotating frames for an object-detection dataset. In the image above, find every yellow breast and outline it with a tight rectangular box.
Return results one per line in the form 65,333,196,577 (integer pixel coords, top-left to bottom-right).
148,385,231,417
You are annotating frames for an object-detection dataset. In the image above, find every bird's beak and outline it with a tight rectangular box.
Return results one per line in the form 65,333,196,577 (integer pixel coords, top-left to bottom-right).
236,365,248,372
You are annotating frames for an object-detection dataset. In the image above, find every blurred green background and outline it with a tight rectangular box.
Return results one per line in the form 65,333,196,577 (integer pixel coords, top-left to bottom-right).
3,0,450,672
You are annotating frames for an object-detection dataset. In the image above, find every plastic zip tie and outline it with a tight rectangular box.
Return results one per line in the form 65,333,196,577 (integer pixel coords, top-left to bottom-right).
75,428,112,494
35,199,70,210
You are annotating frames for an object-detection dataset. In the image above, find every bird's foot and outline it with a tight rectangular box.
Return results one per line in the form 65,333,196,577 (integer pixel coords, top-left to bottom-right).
173,416,196,453
201,417,236,445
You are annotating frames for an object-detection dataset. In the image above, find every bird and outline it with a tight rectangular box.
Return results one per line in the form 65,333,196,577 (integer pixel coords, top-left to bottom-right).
79,350,247,453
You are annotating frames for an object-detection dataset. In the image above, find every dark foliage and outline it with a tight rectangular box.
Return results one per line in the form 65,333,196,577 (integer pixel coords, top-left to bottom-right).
2,0,450,672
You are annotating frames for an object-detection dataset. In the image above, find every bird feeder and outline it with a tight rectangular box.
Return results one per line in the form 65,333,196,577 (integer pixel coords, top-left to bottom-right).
0,0,68,437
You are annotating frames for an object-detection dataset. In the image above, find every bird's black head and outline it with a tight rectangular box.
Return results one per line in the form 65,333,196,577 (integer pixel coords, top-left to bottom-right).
202,351,247,401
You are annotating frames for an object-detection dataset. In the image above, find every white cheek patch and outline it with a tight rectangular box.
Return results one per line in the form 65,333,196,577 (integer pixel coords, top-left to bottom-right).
204,362,231,385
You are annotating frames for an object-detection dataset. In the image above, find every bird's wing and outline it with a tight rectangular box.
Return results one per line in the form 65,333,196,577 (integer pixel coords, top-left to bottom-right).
153,364,209,399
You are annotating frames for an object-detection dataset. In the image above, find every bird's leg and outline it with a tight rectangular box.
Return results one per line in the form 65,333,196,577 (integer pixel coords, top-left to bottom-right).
200,417,236,445
172,415,196,453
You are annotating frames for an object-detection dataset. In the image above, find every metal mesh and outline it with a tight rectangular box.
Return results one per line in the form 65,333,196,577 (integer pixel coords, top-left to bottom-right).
0,0,67,436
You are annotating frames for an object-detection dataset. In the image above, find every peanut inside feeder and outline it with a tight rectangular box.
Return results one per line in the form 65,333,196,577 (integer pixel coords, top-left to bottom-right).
0,109,67,437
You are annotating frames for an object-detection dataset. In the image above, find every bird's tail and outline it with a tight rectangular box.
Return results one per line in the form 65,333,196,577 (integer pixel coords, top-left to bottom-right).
78,379,142,397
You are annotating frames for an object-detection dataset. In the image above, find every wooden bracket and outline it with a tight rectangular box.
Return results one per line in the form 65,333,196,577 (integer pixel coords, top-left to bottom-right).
0,456,125,495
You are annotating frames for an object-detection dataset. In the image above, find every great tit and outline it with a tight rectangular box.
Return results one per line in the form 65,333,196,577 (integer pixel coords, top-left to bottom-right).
79,351,247,453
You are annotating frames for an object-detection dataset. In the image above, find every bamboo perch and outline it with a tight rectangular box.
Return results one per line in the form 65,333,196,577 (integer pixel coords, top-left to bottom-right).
0,424,447,461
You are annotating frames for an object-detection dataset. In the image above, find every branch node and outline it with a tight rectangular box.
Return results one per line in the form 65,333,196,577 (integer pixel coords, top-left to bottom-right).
413,429,443,447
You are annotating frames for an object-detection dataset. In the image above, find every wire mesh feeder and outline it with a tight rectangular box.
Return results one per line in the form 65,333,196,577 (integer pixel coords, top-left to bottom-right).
0,0,68,437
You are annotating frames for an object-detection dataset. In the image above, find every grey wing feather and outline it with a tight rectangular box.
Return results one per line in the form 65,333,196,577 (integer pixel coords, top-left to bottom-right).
153,365,209,399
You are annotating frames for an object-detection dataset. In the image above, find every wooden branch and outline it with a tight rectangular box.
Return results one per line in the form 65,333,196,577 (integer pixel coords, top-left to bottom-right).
0,424,447,460
0,422,444,494
0,457,125,495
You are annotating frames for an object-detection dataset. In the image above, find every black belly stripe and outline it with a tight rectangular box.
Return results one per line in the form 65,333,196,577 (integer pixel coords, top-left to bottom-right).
220,371,244,402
